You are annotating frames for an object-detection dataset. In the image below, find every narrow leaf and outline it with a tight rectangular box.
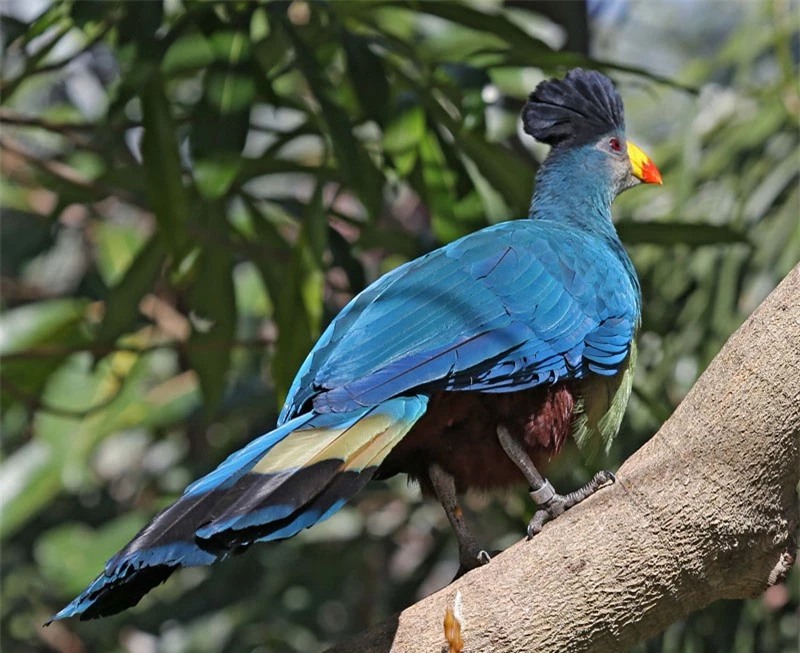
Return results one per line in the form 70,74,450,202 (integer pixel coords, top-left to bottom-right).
0,300,90,410
95,236,166,345
191,30,253,200
244,197,323,407
140,73,190,255
343,30,390,125
185,249,236,414
281,19,384,218
617,222,750,247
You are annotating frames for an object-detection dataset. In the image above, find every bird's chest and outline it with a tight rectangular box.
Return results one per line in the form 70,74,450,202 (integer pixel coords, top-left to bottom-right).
378,384,575,494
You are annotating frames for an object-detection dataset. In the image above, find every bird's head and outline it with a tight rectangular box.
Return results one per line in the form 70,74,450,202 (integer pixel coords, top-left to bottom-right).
523,69,662,197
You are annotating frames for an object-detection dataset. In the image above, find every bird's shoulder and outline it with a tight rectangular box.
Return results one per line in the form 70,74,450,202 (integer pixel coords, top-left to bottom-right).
446,219,638,314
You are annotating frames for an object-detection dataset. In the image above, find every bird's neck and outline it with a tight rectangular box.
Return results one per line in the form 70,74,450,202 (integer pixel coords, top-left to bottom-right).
529,148,641,305
528,148,617,240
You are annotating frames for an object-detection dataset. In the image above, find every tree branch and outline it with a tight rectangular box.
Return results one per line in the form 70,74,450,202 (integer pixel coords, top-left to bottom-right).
0,108,102,150
0,16,118,99
327,263,800,653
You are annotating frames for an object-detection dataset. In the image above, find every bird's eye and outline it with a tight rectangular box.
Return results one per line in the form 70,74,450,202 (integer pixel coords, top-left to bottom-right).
609,137,622,152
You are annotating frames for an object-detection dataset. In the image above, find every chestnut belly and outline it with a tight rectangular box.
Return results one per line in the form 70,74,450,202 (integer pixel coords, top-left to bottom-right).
377,384,575,494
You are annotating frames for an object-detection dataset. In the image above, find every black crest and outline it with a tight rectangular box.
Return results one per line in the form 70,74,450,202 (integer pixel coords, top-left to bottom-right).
522,69,624,147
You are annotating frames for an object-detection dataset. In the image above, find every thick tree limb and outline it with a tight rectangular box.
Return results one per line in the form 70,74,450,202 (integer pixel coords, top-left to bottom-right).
327,263,800,653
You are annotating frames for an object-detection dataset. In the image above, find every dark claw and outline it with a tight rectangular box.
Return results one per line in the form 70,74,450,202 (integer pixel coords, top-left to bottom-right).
599,470,616,485
527,497,567,538
453,549,492,580
526,470,616,538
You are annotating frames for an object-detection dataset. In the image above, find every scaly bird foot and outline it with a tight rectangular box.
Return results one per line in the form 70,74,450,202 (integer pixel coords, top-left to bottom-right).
526,470,616,538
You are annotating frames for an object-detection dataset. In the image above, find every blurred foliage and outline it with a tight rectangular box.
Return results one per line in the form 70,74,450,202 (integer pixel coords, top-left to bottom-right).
0,1,797,652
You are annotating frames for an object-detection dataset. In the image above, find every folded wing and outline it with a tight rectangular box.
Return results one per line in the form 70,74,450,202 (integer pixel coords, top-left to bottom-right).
282,220,638,419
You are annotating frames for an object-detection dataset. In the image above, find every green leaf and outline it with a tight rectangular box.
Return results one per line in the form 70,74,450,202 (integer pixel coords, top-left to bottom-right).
459,154,512,224
185,204,237,415
617,222,751,247
244,195,324,407
93,221,149,286
209,29,252,62
136,371,200,429
402,0,552,60
274,196,326,404
161,31,215,75
250,7,270,43
191,30,253,200
100,162,148,198
0,299,90,410
252,24,291,74
192,88,249,199
489,49,701,94
415,128,458,237
194,154,243,201
357,225,420,258
0,15,28,45
206,71,256,114
281,19,384,218
95,236,166,345
36,515,149,595
383,105,425,158
421,29,508,66
0,300,87,356
237,156,339,184
0,440,60,540
342,30,390,125
234,261,272,317
117,1,164,49
25,3,69,43
443,127,531,216
0,209,55,277
66,150,105,182
304,183,329,267
140,72,190,256
1,352,200,538
390,1,698,92
389,63,532,215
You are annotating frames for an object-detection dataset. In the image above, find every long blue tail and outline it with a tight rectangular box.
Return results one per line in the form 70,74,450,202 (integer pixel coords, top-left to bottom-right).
50,395,428,621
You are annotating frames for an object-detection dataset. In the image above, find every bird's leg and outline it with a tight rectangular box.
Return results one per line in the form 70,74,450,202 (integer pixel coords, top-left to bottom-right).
427,463,491,578
497,425,615,538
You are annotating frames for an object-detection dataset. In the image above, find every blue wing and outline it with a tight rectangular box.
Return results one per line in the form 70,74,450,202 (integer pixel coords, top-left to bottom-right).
280,219,640,422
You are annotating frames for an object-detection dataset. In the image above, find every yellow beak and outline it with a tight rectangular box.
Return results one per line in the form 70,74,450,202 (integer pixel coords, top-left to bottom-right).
627,141,662,185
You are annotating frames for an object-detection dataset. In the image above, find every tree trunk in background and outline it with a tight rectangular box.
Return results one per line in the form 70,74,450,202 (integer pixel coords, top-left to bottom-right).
326,264,800,652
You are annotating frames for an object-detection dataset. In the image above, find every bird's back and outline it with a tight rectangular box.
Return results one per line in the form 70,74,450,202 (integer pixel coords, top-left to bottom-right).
282,218,640,424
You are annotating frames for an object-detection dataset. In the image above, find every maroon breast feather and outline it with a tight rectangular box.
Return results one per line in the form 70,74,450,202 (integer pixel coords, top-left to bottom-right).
377,384,575,494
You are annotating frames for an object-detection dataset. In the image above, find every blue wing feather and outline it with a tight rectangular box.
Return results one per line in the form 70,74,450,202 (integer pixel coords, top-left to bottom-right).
281,220,639,421
51,397,427,621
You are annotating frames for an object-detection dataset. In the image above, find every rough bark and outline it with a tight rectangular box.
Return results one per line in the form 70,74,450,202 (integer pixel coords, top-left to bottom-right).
327,263,800,653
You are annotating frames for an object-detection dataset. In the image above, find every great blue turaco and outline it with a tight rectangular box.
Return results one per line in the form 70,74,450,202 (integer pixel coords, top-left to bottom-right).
52,68,662,621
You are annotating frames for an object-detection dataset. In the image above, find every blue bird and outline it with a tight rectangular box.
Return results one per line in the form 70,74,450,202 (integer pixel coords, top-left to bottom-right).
52,69,662,621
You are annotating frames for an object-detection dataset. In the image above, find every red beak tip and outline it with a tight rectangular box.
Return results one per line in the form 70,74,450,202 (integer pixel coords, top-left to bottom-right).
644,162,663,185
